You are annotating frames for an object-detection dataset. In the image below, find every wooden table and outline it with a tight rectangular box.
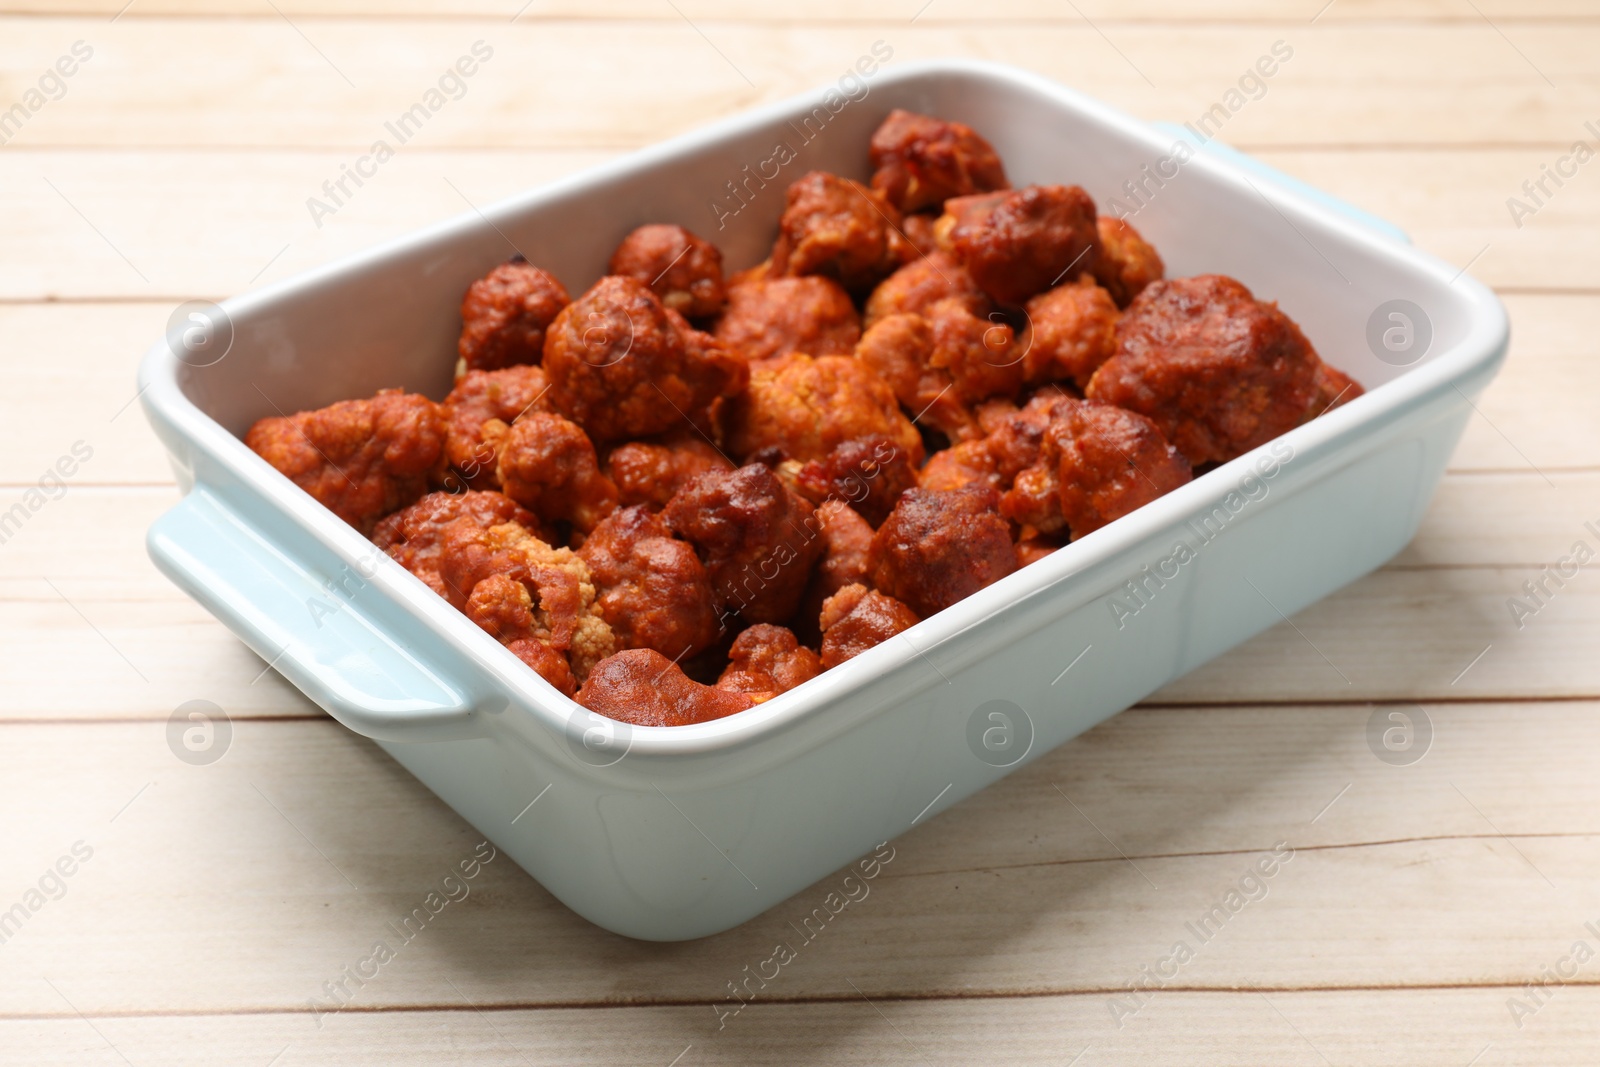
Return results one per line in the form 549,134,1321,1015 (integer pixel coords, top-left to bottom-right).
2,2,1595,1063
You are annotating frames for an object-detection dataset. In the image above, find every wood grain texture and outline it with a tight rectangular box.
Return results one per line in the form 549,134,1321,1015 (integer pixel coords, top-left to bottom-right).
4,0,1599,20
4,989,1596,1067
1,147,1595,301
0,19,1594,151
1,705,1597,1019
1,3,1594,1064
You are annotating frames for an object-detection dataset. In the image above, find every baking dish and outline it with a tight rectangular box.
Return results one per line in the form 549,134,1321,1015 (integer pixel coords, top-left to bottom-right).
141,59,1508,941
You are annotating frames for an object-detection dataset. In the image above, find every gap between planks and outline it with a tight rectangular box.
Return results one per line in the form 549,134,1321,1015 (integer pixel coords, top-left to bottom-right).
8,975,1600,1024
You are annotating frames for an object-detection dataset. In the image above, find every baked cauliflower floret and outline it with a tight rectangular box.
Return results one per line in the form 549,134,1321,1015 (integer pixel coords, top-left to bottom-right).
577,648,754,727
863,250,988,330
544,275,746,444
608,223,726,321
715,624,822,703
663,462,824,626
437,520,615,689
794,435,919,527
770,170,911,295
818,582,921,669
579,505,722,661
938,184,1101,308
439,364,552,491
1090,216,1164,308
244,388,445,534
869,108,1010,215
605,433,734,510
371,489,540,597
458,258,571,372
1018,279,1120,389
724,352,924,466
713,274,861,362
495,411,618,535
867,485,1017,618
1000,398,1193,539
1085,274,1322,466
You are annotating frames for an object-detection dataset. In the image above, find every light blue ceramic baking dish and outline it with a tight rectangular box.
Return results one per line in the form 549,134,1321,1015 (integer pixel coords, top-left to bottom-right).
141,60,1507,940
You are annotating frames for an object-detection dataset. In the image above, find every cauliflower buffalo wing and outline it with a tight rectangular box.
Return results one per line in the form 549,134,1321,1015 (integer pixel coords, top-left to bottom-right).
794,434,919,527
262,110,1362,728
715,624,822,702
863,249,988,329
605,433,734,509
818,583,920,669
245,388,445,534
663,463,823,626
495,411,618,534
1086,274,1339,466
437,520,615,690
545,276,746,444
579,504,721,661
867,485,1017,618
439,364,552,491
608,223,726,321
724,352,924,466
372,489,540,597
869,108,1009,215
770,170,911,294
458,258,571,372
1001,398,1192,539
713,274,861,362
939,185,1101,308
1091,217,1164,308
577,648,754,726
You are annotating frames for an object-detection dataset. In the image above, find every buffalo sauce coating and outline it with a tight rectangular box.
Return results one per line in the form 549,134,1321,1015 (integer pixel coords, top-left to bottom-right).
439,365,553,491
1086,274,1325,466
243,389,445,534
605,434,733,510
867,485,1017,619
770,170,911,295
939,184,1101,308
663,463,823,626
372,489,540,597
869,108,1009,215
1001,398,1192,539
579,504,721,661
458,259,570,372
543,275,746,444
713,274,862,362
608,224,727,321
818,583,920,670
715,624,823,702
576,648,754,726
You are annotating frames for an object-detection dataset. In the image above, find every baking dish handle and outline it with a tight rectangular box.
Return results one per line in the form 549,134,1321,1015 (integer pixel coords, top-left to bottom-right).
147,488,479,743
1150,122,1411,245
